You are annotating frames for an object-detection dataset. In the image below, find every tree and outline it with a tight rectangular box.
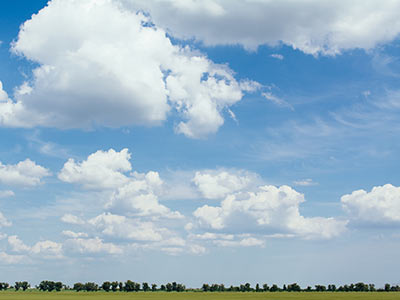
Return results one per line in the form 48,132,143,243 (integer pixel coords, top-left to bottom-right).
84,282,98,292
385,283,391,292
287,283,301,292
202,284,210,292
262,284,269,291
160,284,166,291
270,284,279,292
142,282,150,292
151,284,157,291
118,282,124,291
124,280,135,292
73,283,84,292
102,281,111,292
55,282,63,292
166,283,173,292
111,281,119,292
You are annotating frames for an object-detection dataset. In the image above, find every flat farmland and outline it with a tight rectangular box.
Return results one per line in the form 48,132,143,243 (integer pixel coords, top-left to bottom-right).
0,291,399,300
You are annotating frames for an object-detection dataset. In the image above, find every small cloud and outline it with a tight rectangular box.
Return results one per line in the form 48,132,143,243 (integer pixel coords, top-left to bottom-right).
0,190,14,198
363,90,371,98
262,92,294,110
227,108,238,124
293,178,318,186
270,53,284,60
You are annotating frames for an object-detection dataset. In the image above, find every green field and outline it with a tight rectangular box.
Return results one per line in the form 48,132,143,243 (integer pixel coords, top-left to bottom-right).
0,291,399,300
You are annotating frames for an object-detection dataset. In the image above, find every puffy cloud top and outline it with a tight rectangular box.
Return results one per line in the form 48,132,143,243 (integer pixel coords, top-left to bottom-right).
0,159,51,187
0,0,251,138
341,184,400,224
128,0,400,55
194,185,347,239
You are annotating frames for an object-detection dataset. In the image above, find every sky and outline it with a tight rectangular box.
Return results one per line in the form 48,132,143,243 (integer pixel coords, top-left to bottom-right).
0,0,400,288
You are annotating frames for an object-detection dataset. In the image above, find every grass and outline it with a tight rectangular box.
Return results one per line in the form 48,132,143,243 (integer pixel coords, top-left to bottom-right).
0,291,399,300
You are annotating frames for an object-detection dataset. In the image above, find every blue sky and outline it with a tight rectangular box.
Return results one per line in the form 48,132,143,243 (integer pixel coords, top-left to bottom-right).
1,0,400,288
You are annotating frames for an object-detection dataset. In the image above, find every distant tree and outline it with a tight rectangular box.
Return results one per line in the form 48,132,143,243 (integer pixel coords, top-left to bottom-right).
315,285,326,292
218,284,225,292
84,282,98,292
160,284,166,291
118,282,124,291
369,284,376,292
166,283,173,292
55,282,63,292
110,281,118,292
124,280,135,292
176,283,185,292
151,284,157,291
202,284,210,292
0,283,9,290
282,284,287,291
142,282,150,292
270,284,279,292
287,283,301,292
306,286,312,292
385,284,391,292
102,281,111,292
262,284,269,291
327,284,336,292
73,283,84,292
172,282,177,291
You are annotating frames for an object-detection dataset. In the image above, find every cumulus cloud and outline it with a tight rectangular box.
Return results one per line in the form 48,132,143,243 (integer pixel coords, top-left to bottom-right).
62,230,88,238
0,0,254,138
64,237,123,254
270,54,284,60
0,190,15,198
193,185,347,239
341,184,400,224
0,159,51,187
105,171,182,218
0,252,25,264
0,212,11,227
8,235,63,259
58,148,131,190
88,213,167,242
192,169,259,199
127,0,400,55
61,214,85,225
8,235,30,252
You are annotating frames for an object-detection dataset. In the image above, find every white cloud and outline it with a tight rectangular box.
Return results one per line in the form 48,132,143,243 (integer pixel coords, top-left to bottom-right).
0,252,25,264
270,54,284,60
30,240,63,258
0,190,15,198
293,178,318,186
193,185,347,239
0,0,252,138
62,230,88,238
213,237,265,247
127,0,400,55
0,212,11,227
88,213,166,242
0,159,51,187
192,169,258,199
341,184,400,224
61,214,85,225
106,171,182,218
65,237,123,254
262,92,293,110
8,235,30,252
8,235,63,259
58,148,131,190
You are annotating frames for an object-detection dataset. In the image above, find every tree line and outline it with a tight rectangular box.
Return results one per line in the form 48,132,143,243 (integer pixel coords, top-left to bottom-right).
1,281,400,292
